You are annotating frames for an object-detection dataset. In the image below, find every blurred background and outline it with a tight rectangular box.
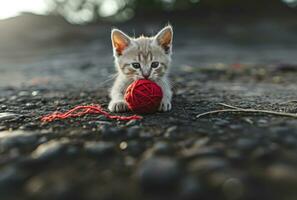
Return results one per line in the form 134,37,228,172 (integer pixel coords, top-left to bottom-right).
1,0,297,88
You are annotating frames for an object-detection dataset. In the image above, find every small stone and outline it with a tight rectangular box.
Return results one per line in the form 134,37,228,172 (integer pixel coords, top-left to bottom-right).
127,140,145,157
0,130,38,150
179,177,201,200
164,126,177,138
0,113,19,121
251,145,278,161
0,166,27,190
139,131,154,140
222,178,244,200
229,124,242,130
25,103,37,109
282,136,297,148
226,149,242,162
271,126,295,138
152,141,175,156
31,91,39,96
125,156,136,167
214,119,230,126
66,146,79,156
181,146,222,160
101,125,125,139
84,141,114,156
258,119,268,124
119,141,128,150
31,140,66,160
25,175,79,199
19,122,39,130
138,157,181,193
18,91,30,97
188,157,228,173
266,164,297,184
38,136,48,144
0,105,7,110
235,138,257,151
126,126,140,139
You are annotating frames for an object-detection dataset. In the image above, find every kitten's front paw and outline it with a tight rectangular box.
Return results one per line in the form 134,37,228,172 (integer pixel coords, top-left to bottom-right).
158,100,172,112
108,101,129,112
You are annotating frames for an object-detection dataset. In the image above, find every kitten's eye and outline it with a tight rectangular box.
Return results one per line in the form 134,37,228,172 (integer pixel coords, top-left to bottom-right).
151,62,159,68
131,62,141,69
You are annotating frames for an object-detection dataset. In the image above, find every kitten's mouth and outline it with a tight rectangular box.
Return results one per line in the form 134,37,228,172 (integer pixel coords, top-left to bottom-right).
134,76,150,80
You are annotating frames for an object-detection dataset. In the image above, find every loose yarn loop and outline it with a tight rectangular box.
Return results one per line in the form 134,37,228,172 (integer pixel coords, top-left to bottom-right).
125,79,163,114
41,104,142,123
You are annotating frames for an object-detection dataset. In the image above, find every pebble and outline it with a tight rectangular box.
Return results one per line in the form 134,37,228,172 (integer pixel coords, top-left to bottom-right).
119,141,128,150
181,146,223,160
226,149,242,162
19,122,39,130
126,126,140,139
25,175,79,200
127,140,145,157
25,103,37,109
235,138,258,151
84,141,114,156
229,124,243,130
188,157,228,173
178,177,201,200
31,91,39,96
0,113,19,121
164,126,178,138
101,125,126,139
152,141,175,156
282,136,297,148
0,105,7,110
0,130,38,150
214,119,230,126
31,140,66,160
222,177,244,200
18,91,30,97
138,157,181,193
271,126,295,137
139,131,154,140
266,164,297,184
0,166,27,191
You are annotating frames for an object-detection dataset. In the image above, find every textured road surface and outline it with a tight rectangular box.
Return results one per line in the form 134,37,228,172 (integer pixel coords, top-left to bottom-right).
0,14,297,200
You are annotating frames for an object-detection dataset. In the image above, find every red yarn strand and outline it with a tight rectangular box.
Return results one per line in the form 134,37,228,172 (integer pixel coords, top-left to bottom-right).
41,104,142,123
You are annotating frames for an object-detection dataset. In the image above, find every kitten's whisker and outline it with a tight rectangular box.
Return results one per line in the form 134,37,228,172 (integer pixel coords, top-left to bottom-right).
101,73,118,86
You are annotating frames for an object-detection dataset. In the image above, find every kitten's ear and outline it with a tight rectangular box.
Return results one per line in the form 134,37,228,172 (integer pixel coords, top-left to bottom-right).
155,25,173,54
111,29,131,56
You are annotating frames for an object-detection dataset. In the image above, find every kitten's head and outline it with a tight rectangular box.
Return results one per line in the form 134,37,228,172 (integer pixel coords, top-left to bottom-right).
111,25,173,81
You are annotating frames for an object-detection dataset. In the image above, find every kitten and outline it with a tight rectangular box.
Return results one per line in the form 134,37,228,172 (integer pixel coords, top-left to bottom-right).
108,25,173,113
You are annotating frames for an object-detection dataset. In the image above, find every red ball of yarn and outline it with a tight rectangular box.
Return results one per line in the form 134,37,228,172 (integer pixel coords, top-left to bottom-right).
125,79,163,114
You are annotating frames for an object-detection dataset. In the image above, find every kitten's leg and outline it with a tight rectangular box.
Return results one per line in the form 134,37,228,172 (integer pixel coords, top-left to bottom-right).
108,76,129,112
157,77,172,112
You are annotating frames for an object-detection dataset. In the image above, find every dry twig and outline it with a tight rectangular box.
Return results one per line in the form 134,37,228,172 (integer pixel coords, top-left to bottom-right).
196,103,297,119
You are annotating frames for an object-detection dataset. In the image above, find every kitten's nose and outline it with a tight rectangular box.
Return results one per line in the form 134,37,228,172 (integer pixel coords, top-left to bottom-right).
142,74,149,79
141,69,151,79
141,72,150,79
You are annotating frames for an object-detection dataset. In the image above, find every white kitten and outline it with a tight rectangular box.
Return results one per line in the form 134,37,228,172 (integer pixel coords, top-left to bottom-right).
108,25,173,113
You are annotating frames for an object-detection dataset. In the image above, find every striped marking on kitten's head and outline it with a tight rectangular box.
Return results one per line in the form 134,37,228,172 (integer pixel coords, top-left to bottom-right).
111,25,173,81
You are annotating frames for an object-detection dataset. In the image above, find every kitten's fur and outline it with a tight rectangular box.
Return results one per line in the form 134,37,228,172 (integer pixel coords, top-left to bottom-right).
108,25,173,112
